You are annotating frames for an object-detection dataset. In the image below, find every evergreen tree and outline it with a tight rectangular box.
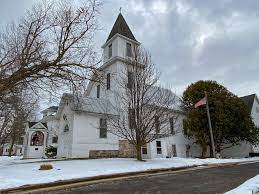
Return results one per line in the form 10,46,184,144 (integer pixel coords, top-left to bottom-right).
182,80,259,157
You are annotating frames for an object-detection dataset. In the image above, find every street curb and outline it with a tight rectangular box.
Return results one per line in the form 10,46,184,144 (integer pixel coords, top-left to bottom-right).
0,160,258,194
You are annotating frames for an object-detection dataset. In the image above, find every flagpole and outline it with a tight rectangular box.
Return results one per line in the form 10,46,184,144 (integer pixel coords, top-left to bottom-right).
205,91,216,158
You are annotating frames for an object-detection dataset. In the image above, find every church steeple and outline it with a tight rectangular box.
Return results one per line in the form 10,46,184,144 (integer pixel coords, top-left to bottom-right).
106,13,137,43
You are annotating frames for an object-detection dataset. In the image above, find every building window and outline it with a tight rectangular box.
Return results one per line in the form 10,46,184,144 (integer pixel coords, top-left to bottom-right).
126,43,132,57
107,73,110,90
142,144,147,155
35,148,38,151
186,145,190,157
172,144,177,157
63,114,67,121
170,117,174,134
97,85,100,98
155,116,160,133
156,141,162,154
100,118,107,138
30,131,44,146
64,124,69,132
52,136,58,143
127,71,133,88
108,44,112,58
128,108,136,129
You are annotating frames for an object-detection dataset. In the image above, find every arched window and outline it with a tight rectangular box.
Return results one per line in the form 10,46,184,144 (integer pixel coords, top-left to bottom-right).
30,131,44,146
64,124,69,132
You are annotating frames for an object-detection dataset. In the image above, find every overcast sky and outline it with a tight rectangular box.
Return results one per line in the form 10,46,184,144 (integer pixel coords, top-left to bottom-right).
1,0,259,98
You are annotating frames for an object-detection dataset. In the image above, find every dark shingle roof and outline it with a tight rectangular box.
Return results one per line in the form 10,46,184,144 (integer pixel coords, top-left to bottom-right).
106,13,137,43
240,94,255,113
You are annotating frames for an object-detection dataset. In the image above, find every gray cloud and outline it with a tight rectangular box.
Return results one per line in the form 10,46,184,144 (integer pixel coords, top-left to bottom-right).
1,0,258,98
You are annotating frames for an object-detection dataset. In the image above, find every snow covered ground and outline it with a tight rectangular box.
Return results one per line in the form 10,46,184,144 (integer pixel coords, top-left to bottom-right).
225,174,259,194
1,156,259,190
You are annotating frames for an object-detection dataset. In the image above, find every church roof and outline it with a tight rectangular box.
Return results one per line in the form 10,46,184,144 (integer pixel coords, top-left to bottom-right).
28,121,48,129
41,106,58,113
73,96,117,115
58,93,117,116
240,94,256,113
106,13,137,43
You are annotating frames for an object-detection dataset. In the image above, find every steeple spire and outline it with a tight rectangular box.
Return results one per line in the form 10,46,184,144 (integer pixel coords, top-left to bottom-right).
106,13,137,43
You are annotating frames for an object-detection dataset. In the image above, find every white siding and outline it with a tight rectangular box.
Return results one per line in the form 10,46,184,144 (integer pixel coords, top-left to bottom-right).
71,113,119,158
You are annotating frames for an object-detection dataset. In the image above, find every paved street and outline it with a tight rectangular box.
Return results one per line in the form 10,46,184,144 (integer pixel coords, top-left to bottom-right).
45,162,259,194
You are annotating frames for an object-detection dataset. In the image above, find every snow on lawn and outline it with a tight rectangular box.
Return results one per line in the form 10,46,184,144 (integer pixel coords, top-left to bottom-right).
1,157,259,190
225,174,259,194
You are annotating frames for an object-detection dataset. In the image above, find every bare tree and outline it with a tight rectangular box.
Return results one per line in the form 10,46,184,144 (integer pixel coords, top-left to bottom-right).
0,0,100,97
106,47,179,161
0,88,38,156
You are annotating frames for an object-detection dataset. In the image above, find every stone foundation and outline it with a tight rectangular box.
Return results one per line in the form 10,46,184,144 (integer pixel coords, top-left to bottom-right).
89,150,119,159
119,140,136,157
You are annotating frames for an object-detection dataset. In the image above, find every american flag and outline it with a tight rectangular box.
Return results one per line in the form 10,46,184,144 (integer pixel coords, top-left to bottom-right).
194,96,207,108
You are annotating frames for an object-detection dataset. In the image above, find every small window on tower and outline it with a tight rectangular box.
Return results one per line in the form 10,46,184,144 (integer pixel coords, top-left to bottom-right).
107,73,110,90
126,43,132,57
108,44,112,58
97,85,100,98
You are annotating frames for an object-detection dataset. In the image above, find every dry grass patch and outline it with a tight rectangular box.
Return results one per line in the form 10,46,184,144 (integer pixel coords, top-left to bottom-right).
39,163,53,170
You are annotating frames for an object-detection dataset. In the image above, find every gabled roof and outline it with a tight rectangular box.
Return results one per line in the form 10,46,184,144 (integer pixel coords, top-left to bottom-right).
28,121,48,129
57,93,117,117
41,106,58,113
240,94,256,113
106,13,137,43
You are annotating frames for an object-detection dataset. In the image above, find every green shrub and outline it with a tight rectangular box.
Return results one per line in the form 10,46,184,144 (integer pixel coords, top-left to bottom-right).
45,146,57,158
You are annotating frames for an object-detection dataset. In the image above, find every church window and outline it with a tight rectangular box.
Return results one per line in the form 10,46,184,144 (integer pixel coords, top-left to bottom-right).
127,71,133,89
30,131,44,146
97,85,100,98
126,43,132,57
128,108,136,129
63,114,67,121
170,117,175,134
100,118,107,138
108,44,112,58
52,136,58,143
156,141,162,154
64,124,69,132
142,144,147,155
155,116,160,133
107,73,110,90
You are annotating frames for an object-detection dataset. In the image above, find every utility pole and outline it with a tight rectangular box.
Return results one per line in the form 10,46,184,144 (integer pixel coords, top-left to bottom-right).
205,91,216,158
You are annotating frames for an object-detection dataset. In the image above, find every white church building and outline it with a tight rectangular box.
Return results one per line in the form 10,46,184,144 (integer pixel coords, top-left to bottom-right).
23,13,193,159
